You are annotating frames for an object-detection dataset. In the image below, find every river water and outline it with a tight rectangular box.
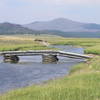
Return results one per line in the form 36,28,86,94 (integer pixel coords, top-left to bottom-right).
0,45,84,93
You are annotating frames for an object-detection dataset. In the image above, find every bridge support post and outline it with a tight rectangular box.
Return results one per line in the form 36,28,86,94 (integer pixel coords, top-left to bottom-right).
42,54,58,64
3,55,19,63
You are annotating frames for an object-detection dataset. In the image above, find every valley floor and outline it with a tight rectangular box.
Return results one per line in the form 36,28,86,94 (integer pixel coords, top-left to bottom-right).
0,35,100,100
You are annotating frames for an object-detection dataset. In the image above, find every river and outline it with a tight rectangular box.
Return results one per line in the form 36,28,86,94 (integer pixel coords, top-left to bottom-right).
0,45,84,93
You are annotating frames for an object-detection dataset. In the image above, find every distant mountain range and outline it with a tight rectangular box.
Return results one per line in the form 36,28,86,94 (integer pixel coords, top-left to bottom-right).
24,18,100,32
0,18,100,37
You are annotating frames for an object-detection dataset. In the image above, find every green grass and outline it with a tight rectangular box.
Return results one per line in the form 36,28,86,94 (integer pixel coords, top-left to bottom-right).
0,35,100,54
0,35,55,51
0,56,100,100
0,35,100,100
85,45,100,54
23,35,100,55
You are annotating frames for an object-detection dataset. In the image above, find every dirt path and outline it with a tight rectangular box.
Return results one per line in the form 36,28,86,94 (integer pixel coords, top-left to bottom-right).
34,39,50,46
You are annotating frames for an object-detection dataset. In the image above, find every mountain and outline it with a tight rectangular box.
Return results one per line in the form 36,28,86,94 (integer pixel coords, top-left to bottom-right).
0,19,100,38
0,22,40,35
24,18,100,32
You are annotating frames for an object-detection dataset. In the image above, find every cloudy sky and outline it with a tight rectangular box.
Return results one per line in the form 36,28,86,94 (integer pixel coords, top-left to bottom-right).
0,0,100,24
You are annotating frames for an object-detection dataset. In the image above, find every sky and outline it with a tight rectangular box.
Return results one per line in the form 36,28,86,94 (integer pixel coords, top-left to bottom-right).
0,0,100,24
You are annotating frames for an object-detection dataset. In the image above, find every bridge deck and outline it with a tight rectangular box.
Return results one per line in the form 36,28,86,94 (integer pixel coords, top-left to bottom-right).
0,50,92,59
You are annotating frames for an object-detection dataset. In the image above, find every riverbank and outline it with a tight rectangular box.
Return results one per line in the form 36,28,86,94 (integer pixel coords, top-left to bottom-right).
0,35,100,55
0,35,100,100
0,56,100,100
0,35,100,54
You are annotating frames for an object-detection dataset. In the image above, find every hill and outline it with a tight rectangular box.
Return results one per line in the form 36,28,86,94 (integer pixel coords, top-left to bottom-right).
0,19,100,38
0,22,40,35
24,18,100,32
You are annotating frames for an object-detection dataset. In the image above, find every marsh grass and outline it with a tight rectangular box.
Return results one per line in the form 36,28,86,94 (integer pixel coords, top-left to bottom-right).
27,35,100,54
0,35,100,100
0,57,100,100
0,35,55,51
0,35,100,54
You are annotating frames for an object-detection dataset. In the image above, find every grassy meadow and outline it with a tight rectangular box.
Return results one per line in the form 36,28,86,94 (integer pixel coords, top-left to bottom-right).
0,35,54,51
0,34,100,100
0,34,100,54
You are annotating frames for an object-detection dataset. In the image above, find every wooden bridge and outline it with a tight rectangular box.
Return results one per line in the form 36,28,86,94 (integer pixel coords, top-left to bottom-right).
0,50,92,63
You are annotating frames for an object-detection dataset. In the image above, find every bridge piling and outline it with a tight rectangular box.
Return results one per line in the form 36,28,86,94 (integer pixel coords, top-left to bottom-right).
3,55,19,63
42,54,59,64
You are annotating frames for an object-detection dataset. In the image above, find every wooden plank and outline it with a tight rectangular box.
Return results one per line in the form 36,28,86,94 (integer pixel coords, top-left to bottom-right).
0,50,92,59
58,51,92,59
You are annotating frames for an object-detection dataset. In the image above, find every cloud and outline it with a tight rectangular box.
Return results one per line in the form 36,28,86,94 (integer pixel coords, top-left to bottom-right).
1,0,100,6
48,0,100,5
21,0,100,5
0,0,100,24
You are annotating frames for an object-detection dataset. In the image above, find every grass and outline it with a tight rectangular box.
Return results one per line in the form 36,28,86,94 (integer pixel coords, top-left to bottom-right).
0,34,100,100
0,35,55,51
0,35,100,54
20,35,100,54
0,56,100,100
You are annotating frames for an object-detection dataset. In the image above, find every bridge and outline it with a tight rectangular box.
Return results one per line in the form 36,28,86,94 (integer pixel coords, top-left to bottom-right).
0,50,92,63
